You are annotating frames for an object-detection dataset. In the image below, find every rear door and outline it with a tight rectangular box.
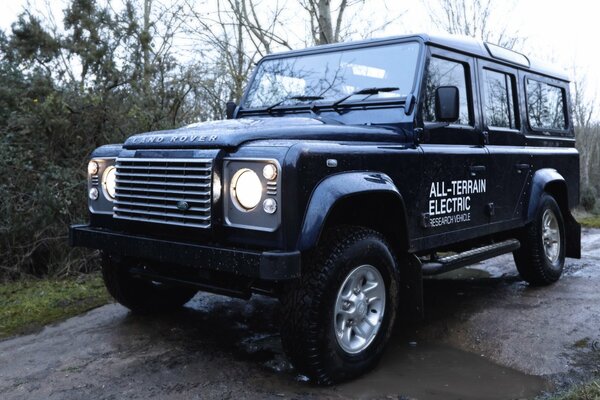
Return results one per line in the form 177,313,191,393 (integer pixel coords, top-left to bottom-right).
477,60,530,228
416,48,489,248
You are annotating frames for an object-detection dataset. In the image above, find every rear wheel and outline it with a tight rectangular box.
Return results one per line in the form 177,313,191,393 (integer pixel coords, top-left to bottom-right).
101,252,197,313
280,226,399,384
513,193,565,285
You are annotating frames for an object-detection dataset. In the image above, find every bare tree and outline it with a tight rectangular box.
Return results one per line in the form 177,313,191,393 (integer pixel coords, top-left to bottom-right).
426,0,523,49
299,0,350,44
298,0,398,45
571,69,599,189
182,0,293,109
181,0,402,118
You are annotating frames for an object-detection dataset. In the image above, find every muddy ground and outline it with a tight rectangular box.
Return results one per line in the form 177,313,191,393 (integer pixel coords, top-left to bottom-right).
1,229,600,400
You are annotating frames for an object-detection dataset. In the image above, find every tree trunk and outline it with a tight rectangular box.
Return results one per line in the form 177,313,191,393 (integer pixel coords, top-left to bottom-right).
316,0,333,44
142,0,152,91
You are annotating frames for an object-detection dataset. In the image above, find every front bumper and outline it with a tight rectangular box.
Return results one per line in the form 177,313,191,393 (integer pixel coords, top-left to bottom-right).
69,224,301,281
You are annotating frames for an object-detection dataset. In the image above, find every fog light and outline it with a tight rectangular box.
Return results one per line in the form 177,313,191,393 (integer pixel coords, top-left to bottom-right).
263,198,277,214
89,187,99,200
88,160,99,175
262,164,277,181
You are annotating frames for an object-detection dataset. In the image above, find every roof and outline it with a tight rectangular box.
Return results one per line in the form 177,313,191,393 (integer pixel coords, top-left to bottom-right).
262,33,570,82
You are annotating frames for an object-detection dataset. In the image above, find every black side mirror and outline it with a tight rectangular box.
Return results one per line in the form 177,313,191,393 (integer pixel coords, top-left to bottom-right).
226,101,237,119
435,86,459,122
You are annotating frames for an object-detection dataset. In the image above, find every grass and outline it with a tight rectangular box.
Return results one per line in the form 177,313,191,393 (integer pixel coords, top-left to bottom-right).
577,214,600,229
0,273,111,339
549,380,600,400
573,207,600,229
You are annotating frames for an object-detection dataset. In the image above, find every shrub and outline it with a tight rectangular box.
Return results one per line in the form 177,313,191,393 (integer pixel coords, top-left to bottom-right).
581,186,597,212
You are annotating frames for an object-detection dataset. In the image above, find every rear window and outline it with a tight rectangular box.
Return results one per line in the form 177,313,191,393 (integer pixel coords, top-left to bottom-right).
526,79,567,132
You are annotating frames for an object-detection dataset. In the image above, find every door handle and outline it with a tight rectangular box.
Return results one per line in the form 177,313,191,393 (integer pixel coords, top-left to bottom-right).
469,165,486,176
515,163,531,174
479,131,489,146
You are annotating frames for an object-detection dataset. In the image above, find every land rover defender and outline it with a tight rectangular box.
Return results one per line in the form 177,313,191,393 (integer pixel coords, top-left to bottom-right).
70,34,581,384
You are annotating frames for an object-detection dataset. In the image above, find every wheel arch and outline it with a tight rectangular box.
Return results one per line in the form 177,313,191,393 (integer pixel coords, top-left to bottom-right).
527,168,581,259
296,172,410,254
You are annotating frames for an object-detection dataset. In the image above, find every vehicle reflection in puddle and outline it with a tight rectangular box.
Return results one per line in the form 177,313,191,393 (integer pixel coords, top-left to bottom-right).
183,287,550,399
336,342,549,400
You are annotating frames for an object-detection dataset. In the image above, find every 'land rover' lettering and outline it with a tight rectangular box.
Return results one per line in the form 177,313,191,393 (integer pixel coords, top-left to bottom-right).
132,134,218,144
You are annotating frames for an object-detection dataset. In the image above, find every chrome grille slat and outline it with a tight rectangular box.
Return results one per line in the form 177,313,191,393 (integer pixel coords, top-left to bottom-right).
117,165,211,172
116,171,211,180
115,178,210,188
116,193,210,203
116,187,209,196
114,200,211,212
113,158,212,228
114,207,211,221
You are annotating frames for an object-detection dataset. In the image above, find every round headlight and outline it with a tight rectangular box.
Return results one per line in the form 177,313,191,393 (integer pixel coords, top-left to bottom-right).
88,160,99,175
102,166,117,200
232,169,262,210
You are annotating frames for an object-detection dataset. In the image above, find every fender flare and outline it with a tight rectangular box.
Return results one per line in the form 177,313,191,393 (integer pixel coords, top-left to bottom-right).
526,168,567,222
296,171,409,251
526,168,581,259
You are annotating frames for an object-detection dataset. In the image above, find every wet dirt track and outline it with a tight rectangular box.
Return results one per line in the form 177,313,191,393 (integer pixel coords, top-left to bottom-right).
1,229,600,400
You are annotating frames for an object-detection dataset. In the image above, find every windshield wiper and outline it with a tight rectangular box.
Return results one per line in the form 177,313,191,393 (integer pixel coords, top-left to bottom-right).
266,95,324,113
331,87,400,110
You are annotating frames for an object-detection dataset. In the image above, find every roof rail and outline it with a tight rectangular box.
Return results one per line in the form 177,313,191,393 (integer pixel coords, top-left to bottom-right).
484,43,530,67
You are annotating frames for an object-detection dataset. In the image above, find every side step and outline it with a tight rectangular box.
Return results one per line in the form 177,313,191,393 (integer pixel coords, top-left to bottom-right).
421,239,520,276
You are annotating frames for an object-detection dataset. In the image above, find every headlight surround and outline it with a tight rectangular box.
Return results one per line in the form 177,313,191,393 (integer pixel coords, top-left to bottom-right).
102,166,117,200
224,158,281,232
231,168,262,210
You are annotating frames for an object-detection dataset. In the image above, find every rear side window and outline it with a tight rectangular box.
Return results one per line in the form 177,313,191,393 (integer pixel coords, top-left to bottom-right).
483,69,517,129
424,57,471,125
526,79,567,131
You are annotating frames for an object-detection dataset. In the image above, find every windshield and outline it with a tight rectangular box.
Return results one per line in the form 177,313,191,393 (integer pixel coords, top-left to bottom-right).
243,41,421,109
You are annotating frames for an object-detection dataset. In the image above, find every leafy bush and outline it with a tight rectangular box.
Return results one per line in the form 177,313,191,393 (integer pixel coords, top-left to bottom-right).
0,2,209,280
581,186,597,212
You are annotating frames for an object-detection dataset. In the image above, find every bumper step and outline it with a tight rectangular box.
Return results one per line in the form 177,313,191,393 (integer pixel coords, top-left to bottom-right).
69,224,301,281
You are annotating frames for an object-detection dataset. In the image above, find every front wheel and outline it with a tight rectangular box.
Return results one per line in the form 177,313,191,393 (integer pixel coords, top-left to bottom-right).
513,193,565,285
280,226,399,384
101,252,197,313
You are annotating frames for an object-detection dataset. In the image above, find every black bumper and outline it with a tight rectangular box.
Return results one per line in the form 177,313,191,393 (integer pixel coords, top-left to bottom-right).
69,224,301,280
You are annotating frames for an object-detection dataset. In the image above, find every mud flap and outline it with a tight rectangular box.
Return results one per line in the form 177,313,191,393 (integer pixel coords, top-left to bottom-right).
565,214,582,259
399,253,424,321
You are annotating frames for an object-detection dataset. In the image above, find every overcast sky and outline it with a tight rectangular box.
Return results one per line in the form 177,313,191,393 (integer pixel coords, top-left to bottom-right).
2,0,599,106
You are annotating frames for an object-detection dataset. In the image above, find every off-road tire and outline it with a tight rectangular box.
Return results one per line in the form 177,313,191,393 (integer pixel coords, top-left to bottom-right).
280,226,399,385
513,193,565,285
101,252,197,313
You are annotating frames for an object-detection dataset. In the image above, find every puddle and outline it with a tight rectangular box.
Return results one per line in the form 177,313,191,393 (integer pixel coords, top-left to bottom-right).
336,342,550,400
184,292,551,399
429,266,494,280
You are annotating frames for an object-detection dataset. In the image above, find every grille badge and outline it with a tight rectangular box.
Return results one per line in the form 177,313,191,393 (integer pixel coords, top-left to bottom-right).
176,201,190,211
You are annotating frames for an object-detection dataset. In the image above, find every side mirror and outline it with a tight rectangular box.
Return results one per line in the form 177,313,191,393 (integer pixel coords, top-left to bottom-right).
226,101,237,119
435,86,459,122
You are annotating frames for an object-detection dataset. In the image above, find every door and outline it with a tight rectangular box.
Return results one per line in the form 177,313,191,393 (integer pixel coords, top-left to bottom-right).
417,48,490,246
477,60,530,227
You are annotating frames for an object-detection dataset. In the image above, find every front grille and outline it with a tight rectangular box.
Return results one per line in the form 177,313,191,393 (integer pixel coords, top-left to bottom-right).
113,158,212,228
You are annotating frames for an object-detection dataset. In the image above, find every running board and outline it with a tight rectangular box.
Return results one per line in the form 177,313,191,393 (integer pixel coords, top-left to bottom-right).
421,239,520,276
